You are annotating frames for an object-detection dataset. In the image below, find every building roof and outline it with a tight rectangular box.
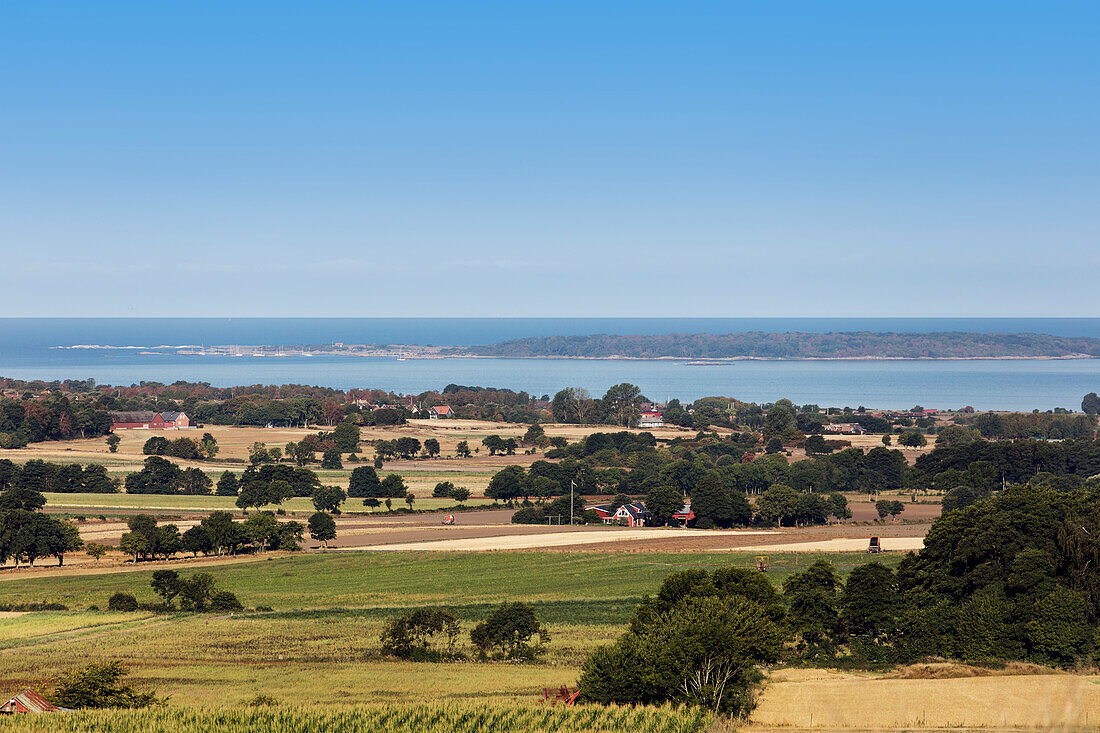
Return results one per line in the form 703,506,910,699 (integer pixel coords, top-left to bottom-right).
586,504,611,514
161,411,183,421
1,688,64,713
615,502,651,519
431,405,453,415
109,410,160,423
673,503,693,516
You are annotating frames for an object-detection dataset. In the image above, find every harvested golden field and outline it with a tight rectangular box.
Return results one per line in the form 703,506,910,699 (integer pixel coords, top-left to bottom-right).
753,667,1100,729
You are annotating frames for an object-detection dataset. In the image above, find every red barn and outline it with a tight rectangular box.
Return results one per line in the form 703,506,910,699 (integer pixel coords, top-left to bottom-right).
109,411,191,430
586,504,614,523
1,688,65,714
671,503,695,526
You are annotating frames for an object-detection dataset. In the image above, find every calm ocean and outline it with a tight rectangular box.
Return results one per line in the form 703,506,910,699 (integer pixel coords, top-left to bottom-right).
0,318,1097,411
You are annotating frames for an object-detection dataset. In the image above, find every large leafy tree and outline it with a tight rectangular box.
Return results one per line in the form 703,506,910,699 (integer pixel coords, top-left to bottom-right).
308,511,337,548
580,568,783,715
645,484,683,526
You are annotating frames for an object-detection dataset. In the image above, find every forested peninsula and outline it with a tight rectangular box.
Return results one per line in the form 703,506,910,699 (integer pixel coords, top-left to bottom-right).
454,331,1100,360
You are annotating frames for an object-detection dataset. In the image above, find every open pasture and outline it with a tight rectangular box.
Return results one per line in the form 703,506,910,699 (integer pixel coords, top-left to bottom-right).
0,550,895,714
0,551,897,610
1,551,1094,729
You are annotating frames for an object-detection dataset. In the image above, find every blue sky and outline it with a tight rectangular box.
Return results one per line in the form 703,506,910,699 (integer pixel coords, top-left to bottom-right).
1,2,1097,317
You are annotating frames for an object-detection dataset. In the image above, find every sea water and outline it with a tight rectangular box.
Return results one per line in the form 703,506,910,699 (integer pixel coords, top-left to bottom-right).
0,318,1097,411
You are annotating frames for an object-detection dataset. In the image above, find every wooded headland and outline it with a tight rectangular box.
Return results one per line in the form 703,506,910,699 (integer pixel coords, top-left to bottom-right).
453,331,1100,359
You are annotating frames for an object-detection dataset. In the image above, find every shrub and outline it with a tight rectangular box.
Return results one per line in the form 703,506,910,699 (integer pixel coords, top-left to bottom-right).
209,591,244,612
381,608,461,661
107,593,138,612
511,507,547,524
47,661,159,709
470,602,548,660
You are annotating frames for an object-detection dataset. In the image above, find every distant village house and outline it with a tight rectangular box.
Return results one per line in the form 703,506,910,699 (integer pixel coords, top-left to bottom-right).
637,411,664,428
824,423,866,435
429,405,454,419
109,411,191,430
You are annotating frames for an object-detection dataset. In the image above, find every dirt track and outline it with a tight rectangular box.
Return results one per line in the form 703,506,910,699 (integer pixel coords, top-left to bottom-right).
342,528,779,552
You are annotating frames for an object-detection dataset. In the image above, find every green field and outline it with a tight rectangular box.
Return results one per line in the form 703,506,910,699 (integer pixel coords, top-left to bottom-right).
0,551,898,610
0,551,903,711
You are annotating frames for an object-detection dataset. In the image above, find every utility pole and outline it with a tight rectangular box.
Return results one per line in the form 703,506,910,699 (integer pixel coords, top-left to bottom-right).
570,479,575,525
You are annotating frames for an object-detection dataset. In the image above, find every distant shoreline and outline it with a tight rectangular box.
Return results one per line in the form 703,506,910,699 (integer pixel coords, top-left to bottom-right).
47,330,1100,362
53,348,1099,363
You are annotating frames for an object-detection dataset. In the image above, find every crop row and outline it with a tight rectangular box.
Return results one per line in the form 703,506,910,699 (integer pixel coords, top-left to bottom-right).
0,702,714,733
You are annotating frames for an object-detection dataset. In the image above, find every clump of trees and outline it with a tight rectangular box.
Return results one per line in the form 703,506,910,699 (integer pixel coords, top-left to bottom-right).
481,435,518,456
381,608,462,661
125,458,212,496
580,483,1100,715
346,465,409,501
471,603,549,660
875,499,905,521
0,393,112,448
379,602,548,663
118,511,303,561
0,485,83,566
0,459,117,493
579,567,784,715
431,481,470,502
109,570,243,613
150,570,243,612
142,434,218,460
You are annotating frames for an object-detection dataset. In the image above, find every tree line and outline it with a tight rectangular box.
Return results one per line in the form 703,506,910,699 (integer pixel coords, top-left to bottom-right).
0,485,83,566
579,480,1100,715
459,331,1100,359
0,394,112,448
0,459,117,493
498,429,1100,530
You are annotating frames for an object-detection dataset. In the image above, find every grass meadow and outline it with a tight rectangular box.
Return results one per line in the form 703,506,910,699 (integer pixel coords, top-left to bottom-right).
0,551,894,610
0,551,898,710
1,551,1095,728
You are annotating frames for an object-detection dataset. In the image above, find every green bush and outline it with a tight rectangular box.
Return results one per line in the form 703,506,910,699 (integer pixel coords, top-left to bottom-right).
107,593,138,612
471,602,548,660
46,661,158,709
381,608,461,661
209,591,244,612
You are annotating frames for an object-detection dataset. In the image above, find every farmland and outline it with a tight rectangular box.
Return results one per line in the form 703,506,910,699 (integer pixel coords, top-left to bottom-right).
1,550,1097,729
0,702,716,733
0,551,892,708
